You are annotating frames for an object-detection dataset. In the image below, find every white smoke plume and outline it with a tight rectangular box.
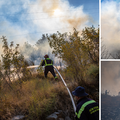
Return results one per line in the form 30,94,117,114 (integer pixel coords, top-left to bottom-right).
28,0,89,33
0,0,93,64
19,37,61,65
21,0,90,64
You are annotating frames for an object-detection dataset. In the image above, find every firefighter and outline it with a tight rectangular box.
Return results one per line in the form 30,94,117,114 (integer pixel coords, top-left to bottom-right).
72,86,99,120
40,54,57,80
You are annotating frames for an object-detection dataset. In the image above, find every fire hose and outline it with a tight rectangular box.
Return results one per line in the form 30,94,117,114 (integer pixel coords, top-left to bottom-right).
53,66,76,114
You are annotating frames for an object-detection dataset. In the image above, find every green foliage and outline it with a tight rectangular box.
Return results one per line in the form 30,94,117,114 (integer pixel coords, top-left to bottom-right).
46,31,67,57
46,26,99,84
81,26,99,64
87,64,99,79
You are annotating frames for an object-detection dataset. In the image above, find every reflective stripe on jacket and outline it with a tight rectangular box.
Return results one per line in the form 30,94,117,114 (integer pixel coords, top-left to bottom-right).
44,58,53,67
76,98,99,120
76,100,96,119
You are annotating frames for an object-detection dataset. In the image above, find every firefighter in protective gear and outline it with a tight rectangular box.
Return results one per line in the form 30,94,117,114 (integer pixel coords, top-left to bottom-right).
40,55,57,79
72,86,99,120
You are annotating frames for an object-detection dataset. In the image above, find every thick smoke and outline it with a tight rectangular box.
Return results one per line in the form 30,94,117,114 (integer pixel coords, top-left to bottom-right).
19,0,90,65
19,37,60,65
29,0,89,32
101,1,120,54
101,61,120,96
0,0,91,65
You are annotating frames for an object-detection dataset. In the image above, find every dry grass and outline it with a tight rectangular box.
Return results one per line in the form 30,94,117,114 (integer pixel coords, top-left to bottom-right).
0,77,58,120
0,71,99,120
0,73,77,120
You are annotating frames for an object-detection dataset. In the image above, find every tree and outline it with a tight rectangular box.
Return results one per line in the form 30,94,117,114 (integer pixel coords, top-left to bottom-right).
1,36,32,90
101,40,111,59
46,31,67,57
81,26,99,65
46,26,99,84
36,34,47,45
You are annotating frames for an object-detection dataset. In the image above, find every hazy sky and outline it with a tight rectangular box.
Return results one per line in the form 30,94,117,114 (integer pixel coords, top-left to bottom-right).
101,0,120,54
0,0,99,46
101,61,120,96
0,0,99,64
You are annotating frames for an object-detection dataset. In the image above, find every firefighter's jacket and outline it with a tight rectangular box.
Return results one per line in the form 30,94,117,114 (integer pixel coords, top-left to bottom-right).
75,97,99,120
40,58,53,67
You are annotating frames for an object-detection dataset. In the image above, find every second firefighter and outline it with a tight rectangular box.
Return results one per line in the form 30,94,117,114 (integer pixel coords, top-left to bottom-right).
40,54,58,80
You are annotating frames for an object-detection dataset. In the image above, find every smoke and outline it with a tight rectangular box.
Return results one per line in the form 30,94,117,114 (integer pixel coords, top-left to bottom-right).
39,0,60,16
66,16,88,29
18,0,90,64
19,38,60,65
101,0,120,53
101,61,120,96
28,0,89,32
0,0,92,64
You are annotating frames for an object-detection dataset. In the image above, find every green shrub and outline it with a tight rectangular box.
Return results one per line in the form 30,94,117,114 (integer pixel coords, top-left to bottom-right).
87,64,99,79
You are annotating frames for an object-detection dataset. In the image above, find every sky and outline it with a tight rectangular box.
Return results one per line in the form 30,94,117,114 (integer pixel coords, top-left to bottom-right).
101,0,120,57
101,61,120,96
0,0,99,63
0,0,99,45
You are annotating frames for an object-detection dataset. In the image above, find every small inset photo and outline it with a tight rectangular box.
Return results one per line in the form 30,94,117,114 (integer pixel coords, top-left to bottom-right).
101,0,120,59
101,61,120,120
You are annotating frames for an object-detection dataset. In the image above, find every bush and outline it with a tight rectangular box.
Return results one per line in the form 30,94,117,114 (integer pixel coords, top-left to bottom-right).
87,64,99,80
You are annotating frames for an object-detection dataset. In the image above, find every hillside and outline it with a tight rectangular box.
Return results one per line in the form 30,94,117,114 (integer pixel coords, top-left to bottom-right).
0,26,99,120
0,71,99,120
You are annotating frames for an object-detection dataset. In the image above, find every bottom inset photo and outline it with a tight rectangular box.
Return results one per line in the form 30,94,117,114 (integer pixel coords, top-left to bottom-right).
101,61,120,120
